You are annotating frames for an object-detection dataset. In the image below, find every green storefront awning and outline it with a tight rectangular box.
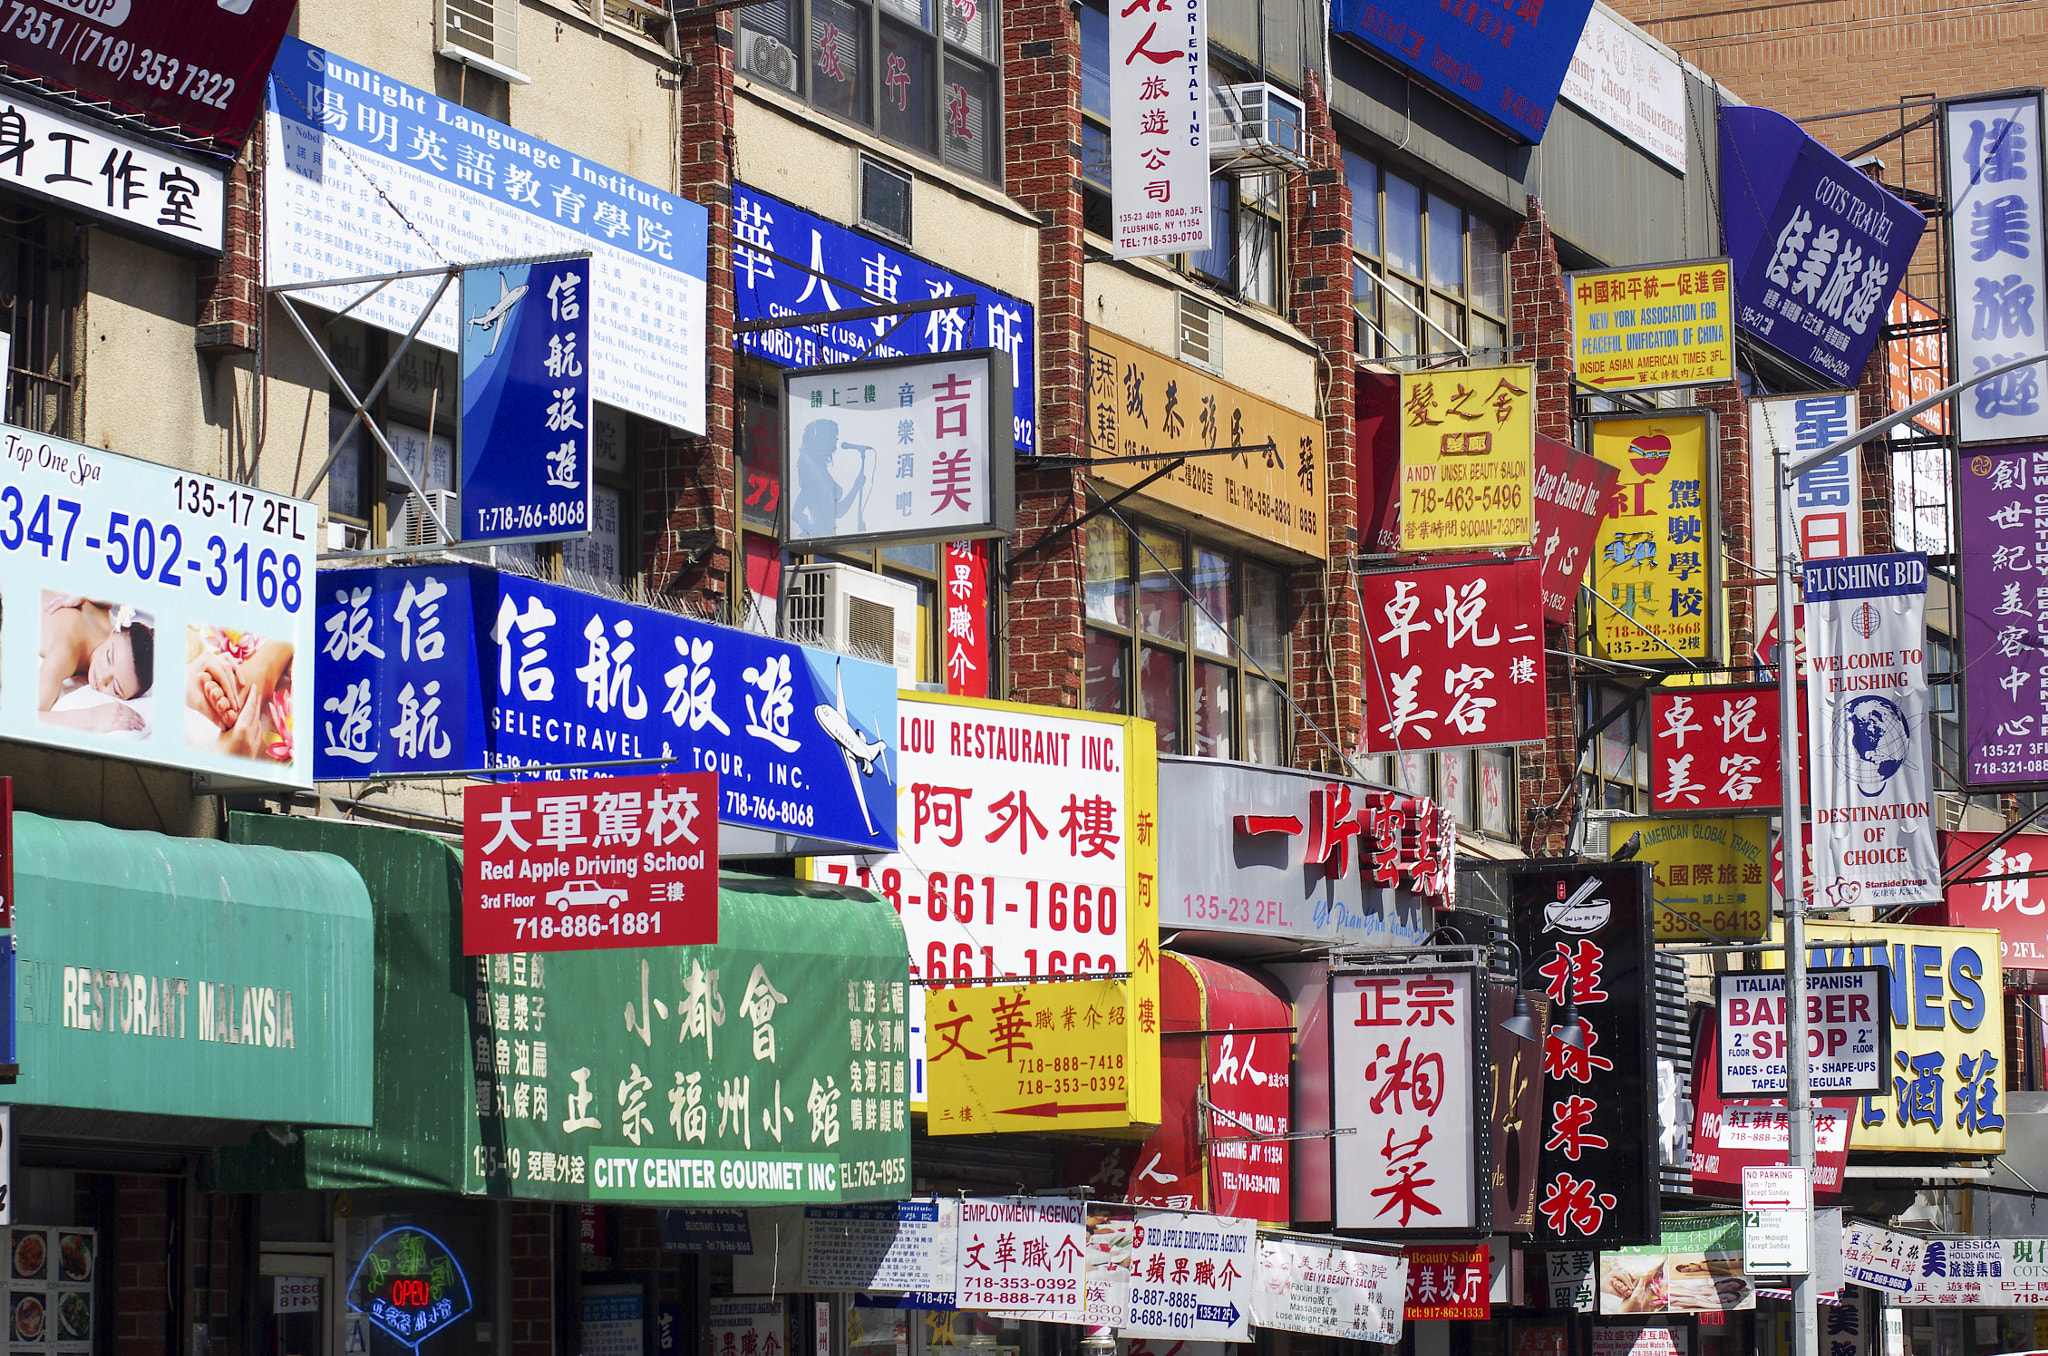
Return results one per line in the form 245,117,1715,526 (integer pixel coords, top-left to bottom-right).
11,811,374,1127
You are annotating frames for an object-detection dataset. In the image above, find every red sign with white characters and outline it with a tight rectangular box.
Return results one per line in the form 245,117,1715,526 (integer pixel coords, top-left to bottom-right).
1650,684,1809,813
1403,1244,1490,1321
1689,1012,1852,1201
1198,958,1292,1224
943,540,989,696
1938,831,2048,970
1535,436,1621,623
1360,559,1546,754
461,773,718,955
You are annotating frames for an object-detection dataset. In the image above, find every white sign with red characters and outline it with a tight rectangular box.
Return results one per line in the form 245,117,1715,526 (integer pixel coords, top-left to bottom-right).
461,772,718,955
1651,685,1807,813
1331,969,1478,1231
955,1198,1087,1318
1123,1211,1255,1343
1107,0,1209,259
1359,559,1546,755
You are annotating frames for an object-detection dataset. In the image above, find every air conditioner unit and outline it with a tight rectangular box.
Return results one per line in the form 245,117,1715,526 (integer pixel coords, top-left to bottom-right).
390,490,460,550
737,24,800,92
438,0,531,84
1580,808,1628,859
1210,83,1309,172
784,563,919,685
326,520,368,552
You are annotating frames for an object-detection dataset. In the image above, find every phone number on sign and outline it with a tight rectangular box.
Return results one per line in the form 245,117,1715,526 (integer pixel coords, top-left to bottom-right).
839,1156,909,1189
0,488,306,611
0,5,240,112
512,911,664,940
473,500,589,535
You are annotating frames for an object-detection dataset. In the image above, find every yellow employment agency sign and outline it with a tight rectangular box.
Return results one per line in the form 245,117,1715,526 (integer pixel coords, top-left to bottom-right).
1086,329,1326,561
1586,412,1718,664
925,978,1135,1134
1612,817,1769,942
1570,259,1735,393
1397,364,1535,550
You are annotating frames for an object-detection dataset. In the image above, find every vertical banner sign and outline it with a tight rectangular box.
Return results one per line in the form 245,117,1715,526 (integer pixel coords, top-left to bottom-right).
1395,365,1536,551
1802,554,1941,907
1108,0,1209,260
1358,559,1546,755
1957,444,2048,789
1587,413,1719,664
1649,685,1806,814
1568,261,1735,393
1510,863,1661,1249
1533,436,1621,624
941,542,989,696
461,258,594,545
1944,92,2048,446
1750,393,1863,672
1331,968,1482,1231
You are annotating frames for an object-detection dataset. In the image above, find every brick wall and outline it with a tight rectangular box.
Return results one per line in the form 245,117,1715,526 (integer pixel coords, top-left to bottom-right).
113,1177,171,1356
196,130,262,355
509,1201,555,1356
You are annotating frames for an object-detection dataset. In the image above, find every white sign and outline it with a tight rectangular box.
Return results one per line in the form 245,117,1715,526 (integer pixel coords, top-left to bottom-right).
1122,1211,1254,1343
1897,1237,2048,1305
1814,1208,1845,1294
1750,393,1863,667
1944,93,2048,447
274,1276,321,1315
1253,1238,1407,1344
1558,6,1688,172
1086,1216,1135,1329
1743,1166,1809,1210
955,1198,1086,1318
802,1202,944,1292
1593,1327,1688,1356
0,93,225,252
1546,1250,1597,1312
1842,1222,1927,1295
1108,0,1209,258
1331,969,1477,1230
710,1298,786,1356
1803,554,1941,906
0,428,318,786
1715,969,1886,1095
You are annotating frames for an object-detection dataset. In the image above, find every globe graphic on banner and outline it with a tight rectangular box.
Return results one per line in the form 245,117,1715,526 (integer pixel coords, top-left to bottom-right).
1842,694,1909,796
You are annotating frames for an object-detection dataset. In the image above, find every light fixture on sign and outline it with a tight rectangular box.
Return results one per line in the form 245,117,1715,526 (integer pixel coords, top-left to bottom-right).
1493,937,1541,1044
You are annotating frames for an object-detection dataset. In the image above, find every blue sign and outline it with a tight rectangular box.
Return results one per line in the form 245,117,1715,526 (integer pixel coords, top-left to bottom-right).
1722,106,1927,389
732,182,1037,453
1329,0,1596,143
315,565,900,850
460,257,593,543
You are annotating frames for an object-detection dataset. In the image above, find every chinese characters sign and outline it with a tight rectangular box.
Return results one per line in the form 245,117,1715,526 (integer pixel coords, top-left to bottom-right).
1558,7,1688,171
1944,92,2048,446
1895,1238,2048,1306
346,1227,473,1350
1688,1022,1853,1202
1329,0,1595,141
1587,413,1718,664
1396,364,1535,550
782,351,1014,549
0,94,223,251
955,1198,1085,1316
924,978,1133,1134
1252,1239,1406,1344
1957,444,2048,789
1123,1212,1253,1342
1713,969,1888,1097
1085,328,1326,561
1940,830,2048,968
1610,817,1768,942
1359,558,1546,754
1751,393,1864,668
461,774,718,955
460,258,593,544
1534,436,1620,623
1569,262,1734,393
1402,1245,1489,1321
1510,863,1661,1248
1649,686,1805,814
1841,1223,1926,1295
267,39,709,433
942,542,989,696
1107,0,1208,259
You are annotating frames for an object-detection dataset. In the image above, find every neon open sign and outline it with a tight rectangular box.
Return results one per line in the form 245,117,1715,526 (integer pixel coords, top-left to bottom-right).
345,1226,474,1351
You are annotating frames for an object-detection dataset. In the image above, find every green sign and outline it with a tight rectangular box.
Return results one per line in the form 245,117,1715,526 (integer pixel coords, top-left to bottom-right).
1608,1212,1745,1257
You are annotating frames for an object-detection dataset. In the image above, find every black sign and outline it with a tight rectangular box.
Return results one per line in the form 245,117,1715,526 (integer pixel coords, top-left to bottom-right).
1509,863,1660,1248
1487,984,1546,1234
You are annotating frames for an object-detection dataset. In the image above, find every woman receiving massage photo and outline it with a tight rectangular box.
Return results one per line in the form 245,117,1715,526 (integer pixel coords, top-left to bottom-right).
36,593,156,733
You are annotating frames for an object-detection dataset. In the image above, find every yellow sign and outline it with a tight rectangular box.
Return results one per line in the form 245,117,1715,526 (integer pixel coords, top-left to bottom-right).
1570,260,1735,392
1587,413,1716,664
1396,363,1535,551
925,979,1134,1134
1775,922,2005,1154
1085,329,1326,561
1613,817,1769,942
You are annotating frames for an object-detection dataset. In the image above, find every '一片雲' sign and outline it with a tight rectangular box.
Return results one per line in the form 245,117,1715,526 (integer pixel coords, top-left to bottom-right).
1713,969,1889,1096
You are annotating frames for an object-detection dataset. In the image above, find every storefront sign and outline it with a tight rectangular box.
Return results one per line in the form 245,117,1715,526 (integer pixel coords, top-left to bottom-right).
1198,961,1292,1224
1559,7,1688,170
315,565,899,852
1593,1326,1686,1356
1598,1213,1754,1314
1958,444,2048,789
1359,557,1546,754
709,1299,786,1356
1534,436,1620,623
346,1226,474,1350
1252,1239,1406,1343
783,351,1015,550
1650,686,1806,814
801,1202,945,1292
1402,1244,1489,1321
1489,984,1546,1233
1898,1238,2048,1306
1084,328,1325,560
1108,0,1208,259
942,542,989,696
1545,1252,1597,1312
732,184,1036,453
1331,968,1482,1231
1688,1014,1853,1202
1587,412,1718,664
461,774,718,954
658,1210,753,1253
268,39,709,433
1944,92,2048,445
1803,554,1940,906
1842,1222,1925,1295
1123,1212,1252,1342
1715,970,1888,1097
1613,817,1769,942
1511,863,1661,1248
925,978,1134,1134
1569,262,1734,392
1330,0,1594,141
459,258,593,545
0,94,226,252
1940,830,2048,967
955,1199,1085,1317
1396,364,1535,550
1751,394,1863,666
1721,106,1926,389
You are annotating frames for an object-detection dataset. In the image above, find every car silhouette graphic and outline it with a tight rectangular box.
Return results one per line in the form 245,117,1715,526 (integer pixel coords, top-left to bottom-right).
546,879,625,912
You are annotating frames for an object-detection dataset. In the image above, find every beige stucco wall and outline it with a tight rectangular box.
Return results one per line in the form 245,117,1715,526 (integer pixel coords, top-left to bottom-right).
1084,260,1317,415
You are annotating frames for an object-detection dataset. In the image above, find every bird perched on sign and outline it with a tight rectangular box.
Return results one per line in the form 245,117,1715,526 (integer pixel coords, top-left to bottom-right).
1610,829,1642,862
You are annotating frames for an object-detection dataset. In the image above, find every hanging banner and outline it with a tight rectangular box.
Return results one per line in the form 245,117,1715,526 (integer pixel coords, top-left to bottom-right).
1802,554,1940,907
1944,92,2048,447
1252,1239,1406,1344
1611,817,1770,942
1587,413,1719,665
1939,829,2048,969
1598,1213,1754,1315
942,542,989,697
1122,1212,1253,1343
954,1199,1086,1317
1568,262,1735,393
1957,443,2048,790
1842,1223,1926,1296
1108,0,1209,259
1534,436,1621,624
1402,1244,1489,1321
1751,393,1864,670
1358,558,1546,755
1396,364,1536,551
1649,685,1806,815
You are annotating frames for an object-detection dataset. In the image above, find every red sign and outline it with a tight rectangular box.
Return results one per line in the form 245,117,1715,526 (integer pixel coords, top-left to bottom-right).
1689,1013,1850,1200
461,773,718,954
1650,684,1808,813
1234,783,1455,902
1534,436,1620,623
1359,559,1546,754
1403,1243,1490,1320
1199,958,1291,1225
1939,830,2048,969
942,540,989,697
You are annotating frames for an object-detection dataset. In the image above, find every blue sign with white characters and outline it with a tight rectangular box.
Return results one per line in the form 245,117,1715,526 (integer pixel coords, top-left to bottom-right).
460,257,594,543
731,182,1037,453
315,565,899,850
1329,0,1597,143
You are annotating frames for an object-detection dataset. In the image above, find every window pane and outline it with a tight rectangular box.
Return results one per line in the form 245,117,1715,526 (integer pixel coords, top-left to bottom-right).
1396,751,1430,794
1383,171,1421,277
1599,699,1635,780
1243,561,1284,673
1470,215,1505,315
1081,122,1111,191
881,541,937,571
1193,661,1234,759
1140,645,1183,753
1427,193,1463,293
1440,750,1472,827
328,406,367,519
1137,527,1185,642
1193,549,1231,654
1353,262,1379,360
1079,3,1109,117
1086,518,1130,627
1187,177,1234,284
740,385,783,529
1086,631,1127,714
810,0,868,122
878,22,935,152
562,485,623,585
1244,679,1284,765
1473,313,1505,354
941,0,994,61
1238,200,1278,308
1343,149,1378,257
1426,292,1463,353
1604,781,1635,813
879,0,928,28
1382,274,1420,357
1480,749,1512,837
942,61,997,180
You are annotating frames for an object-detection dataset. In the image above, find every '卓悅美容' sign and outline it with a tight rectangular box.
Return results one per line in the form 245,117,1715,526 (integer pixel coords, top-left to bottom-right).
1943,92,2048,447
1713,969,1889,1096
1359,558,1547,754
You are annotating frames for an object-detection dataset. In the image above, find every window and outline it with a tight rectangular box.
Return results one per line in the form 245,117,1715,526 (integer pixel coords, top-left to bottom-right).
738,0,1001,183
0,209,82,438
1344,148,1509,363
1578,681,1649,822
1354,748,1516,839
1084,516,1288,761
860,155,914,241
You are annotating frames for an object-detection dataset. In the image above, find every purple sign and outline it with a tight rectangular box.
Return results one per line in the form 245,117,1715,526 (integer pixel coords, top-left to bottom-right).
1721,106,1927,389
1329,0,1596,143
1959,442,2048,788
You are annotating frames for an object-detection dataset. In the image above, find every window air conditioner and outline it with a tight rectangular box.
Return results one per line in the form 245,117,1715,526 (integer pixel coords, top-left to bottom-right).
784,563,919,686
326,520,369,552
737,25,800,93
389,490,461,550
437,0,531,84
1209,83,1309,172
